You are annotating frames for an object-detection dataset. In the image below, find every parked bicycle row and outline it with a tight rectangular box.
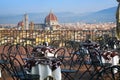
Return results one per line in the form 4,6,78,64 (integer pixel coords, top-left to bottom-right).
0,40,119,80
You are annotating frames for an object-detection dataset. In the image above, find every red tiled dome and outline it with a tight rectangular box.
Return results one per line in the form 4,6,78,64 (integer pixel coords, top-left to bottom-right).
45,12,58,22
18,21,24,27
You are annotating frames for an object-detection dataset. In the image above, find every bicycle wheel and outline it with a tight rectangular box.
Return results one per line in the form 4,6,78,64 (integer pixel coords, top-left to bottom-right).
54,47,66,62
91,65,120,80
65,41,79,56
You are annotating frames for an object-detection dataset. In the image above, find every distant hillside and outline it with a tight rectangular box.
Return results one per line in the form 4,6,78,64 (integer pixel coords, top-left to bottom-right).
80,6,117,23
0,6,117,24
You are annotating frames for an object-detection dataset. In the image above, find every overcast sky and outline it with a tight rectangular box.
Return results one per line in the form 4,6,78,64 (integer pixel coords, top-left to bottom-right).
0,0,118,15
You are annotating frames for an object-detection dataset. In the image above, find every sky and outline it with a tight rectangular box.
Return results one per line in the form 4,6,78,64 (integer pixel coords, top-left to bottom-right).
0,0,118,15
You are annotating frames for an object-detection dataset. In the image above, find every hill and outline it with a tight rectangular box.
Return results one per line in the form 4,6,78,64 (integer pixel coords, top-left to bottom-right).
0,6,117,24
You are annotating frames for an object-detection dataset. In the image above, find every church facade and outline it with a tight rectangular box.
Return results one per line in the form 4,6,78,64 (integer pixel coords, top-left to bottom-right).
17,11,60,30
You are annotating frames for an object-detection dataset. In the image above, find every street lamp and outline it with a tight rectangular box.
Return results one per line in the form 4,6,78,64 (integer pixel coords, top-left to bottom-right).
116,0,120,40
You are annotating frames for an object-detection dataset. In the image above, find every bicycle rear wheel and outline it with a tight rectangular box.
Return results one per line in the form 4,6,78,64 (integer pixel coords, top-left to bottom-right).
91,65,120,80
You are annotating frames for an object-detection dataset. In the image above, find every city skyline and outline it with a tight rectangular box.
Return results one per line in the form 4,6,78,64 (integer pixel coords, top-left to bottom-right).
0,0,118,15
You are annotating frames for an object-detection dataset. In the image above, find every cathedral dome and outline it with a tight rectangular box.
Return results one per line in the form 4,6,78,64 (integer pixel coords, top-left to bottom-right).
45,11,57,22
45,11,58,26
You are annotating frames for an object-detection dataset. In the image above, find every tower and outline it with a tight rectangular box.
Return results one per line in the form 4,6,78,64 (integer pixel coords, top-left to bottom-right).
24,14,29,30
30,21,34,30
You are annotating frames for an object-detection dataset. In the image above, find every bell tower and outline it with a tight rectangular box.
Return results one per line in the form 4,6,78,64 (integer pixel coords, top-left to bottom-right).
24,14,29,30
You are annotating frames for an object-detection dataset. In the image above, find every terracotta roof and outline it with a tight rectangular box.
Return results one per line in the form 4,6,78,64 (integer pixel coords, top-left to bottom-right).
45,12,57,22
18,21,24,27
